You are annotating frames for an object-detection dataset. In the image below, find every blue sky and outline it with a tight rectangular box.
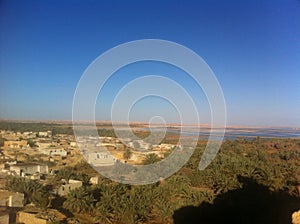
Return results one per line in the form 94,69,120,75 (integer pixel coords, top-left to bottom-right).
0,0,300,126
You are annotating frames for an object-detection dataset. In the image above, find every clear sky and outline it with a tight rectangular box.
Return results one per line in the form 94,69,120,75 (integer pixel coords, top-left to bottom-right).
0,0,300,127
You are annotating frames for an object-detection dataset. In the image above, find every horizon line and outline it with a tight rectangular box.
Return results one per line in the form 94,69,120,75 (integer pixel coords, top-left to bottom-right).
0,118,299,129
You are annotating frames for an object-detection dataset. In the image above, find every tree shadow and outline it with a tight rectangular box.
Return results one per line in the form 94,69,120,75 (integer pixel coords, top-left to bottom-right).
173,176,300,224
50,195,74,219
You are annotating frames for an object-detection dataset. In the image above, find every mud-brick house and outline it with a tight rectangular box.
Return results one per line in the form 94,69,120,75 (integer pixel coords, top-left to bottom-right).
9,163,48,177
87,152,116,166
57,179,83,196
3,140,28,149
0,190,23,223
16,207,66,224
40,147,67,157
0,190,24,208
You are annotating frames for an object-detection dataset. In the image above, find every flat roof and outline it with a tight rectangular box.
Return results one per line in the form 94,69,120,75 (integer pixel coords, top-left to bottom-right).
0,190,23,200
10,163,47,167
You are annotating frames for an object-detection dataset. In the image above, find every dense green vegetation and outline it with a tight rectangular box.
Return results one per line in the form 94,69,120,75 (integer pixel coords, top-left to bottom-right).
56,166,91,185
2,121,299,223
0,121,173,139
7,138,295,224
6,177,50,208
143,153,161,165
0,121,74,135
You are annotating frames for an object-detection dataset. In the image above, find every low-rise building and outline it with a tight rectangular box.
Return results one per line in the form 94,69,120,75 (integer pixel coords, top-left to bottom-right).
158,143,175,150
0,190,24,207
38,131,52,138
3,140,28,149
86,152,116,166
36,142,53,149
0,131,19,141
16,208,65,224
9,163,48,177
57,179,83,196
69,141,77,147
90,176,101,185
40,148,67,157
22,132,37,139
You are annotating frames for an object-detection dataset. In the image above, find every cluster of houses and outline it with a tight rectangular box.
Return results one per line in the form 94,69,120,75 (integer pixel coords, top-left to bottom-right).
1,129,176,166
4,162,48,179
1,130,52,142
0,159,99,224
0,128,177,223
0,187,67,224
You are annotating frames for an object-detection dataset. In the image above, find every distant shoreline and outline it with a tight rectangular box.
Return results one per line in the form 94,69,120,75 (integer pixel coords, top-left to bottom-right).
0,120,299,139
0,119,299,129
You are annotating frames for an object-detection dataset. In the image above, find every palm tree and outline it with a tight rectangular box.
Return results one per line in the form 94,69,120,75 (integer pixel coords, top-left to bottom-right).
143,153,160,165
6,177,50,208
123,148,132,161
94,183,129,223
25,180,48,207
56,167,74,181
63,187,95,213
151,197,175,223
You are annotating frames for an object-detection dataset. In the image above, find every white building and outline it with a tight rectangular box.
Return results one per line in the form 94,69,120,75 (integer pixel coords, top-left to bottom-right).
86,152,116,166
57,179,83,196
90,176,101,185
158,143,175,150
70,141,77,147
40,148,67,157
38,131,52,137
36,142,53,149
9,163,48,177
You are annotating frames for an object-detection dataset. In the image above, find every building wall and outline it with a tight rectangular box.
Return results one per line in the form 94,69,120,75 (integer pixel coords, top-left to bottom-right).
87,152,116,166
36,142,52,149
90,176,100,185
41,148,67,157
9,193,24,207
0,213,9,224
0,191,24,208
38,132,49,137
9,166,22,176
38,165,48,174
17,212,47,224
57,180,83,196
70,142,77,147
10,164,48,176
3,140,28,148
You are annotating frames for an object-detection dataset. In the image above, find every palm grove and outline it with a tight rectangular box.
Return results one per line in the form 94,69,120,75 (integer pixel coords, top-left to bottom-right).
5,137,300,223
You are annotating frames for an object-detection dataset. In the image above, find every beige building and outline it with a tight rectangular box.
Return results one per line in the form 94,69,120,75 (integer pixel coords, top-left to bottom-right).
86,152,116,166
57,179,83,196
40,148,67,157
90,176,102,185
38,131,52,137
70,141,77,147
3,140,28,149
9,163,48,177
17,208,65,224
0,190,24,207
